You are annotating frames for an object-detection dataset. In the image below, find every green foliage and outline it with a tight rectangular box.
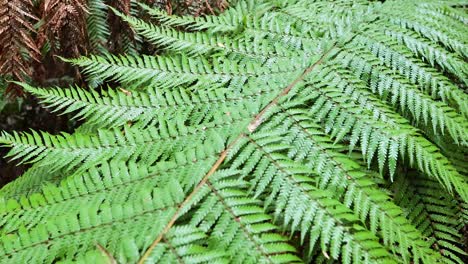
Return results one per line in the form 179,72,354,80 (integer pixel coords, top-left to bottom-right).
1,0,467,263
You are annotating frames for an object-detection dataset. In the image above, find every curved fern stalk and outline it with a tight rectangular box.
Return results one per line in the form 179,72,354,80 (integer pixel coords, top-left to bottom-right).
137,45,369,263
351,34,468,117
376,22,468,85
65,53,303,91
137,42,341,264
256,105,444,263
299,74,468,202
226,132,400,263
391,171,466,264
336,48,468,146
87,0,110,54
0,143,226,235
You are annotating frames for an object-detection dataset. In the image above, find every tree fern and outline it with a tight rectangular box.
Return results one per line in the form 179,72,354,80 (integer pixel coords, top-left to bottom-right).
1,0,467,263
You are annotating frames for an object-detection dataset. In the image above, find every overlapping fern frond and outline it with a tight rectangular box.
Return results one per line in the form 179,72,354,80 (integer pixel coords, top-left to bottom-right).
1,0,467,263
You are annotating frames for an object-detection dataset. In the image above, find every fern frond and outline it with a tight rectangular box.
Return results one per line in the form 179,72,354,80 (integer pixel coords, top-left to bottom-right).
111,7,302,63
65,53,302,90
186,169,302,263
254,105,444,262
352,34,468,116
87,0,110,54
138,0,270,33
1,1,467,263
0,160,300,262
22,82,280,130
336,47,468,145
227,132,400,263
299,73,468,201
391,171,466,263
0,165,65,201
0,176,185,263
378,22,468,85
418,2,468,25
0,120,238,174
416,4,468,42
387,15,467,59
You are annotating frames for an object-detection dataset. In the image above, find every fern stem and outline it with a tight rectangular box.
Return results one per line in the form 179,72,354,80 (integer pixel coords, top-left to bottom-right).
138,43,338,263
138,134,243,263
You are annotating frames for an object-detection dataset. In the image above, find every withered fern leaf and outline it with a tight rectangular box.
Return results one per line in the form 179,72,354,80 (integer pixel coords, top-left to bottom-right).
0,0,40,95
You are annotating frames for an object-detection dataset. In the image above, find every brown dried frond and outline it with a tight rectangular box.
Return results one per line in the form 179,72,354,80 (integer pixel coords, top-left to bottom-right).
107,0,137,53
37,0,89,58
0,0,40,96
35,0,89,84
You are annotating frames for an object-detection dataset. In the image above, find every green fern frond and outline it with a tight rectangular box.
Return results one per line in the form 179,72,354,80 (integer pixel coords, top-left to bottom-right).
112,7,301,63
378,22,468,85
0,120,237,174
227,137,399,263
391,171,466,263
416,4,468,42
297,74,468,201
0,165,65,201
21,82,280,130
0,176,185,263
87,0,110,53
352,34,468,116
254,105,445,262
418,2,468,25
138,0,270,33
1,1,467,263
387,15,467,59
65,53,303,91
336,47,468,145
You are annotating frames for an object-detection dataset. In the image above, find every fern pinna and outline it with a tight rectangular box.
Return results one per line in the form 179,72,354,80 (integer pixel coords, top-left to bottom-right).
0,0,467,263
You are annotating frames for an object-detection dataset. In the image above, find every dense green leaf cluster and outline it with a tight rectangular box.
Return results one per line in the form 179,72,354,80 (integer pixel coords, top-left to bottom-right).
0,0,467,263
